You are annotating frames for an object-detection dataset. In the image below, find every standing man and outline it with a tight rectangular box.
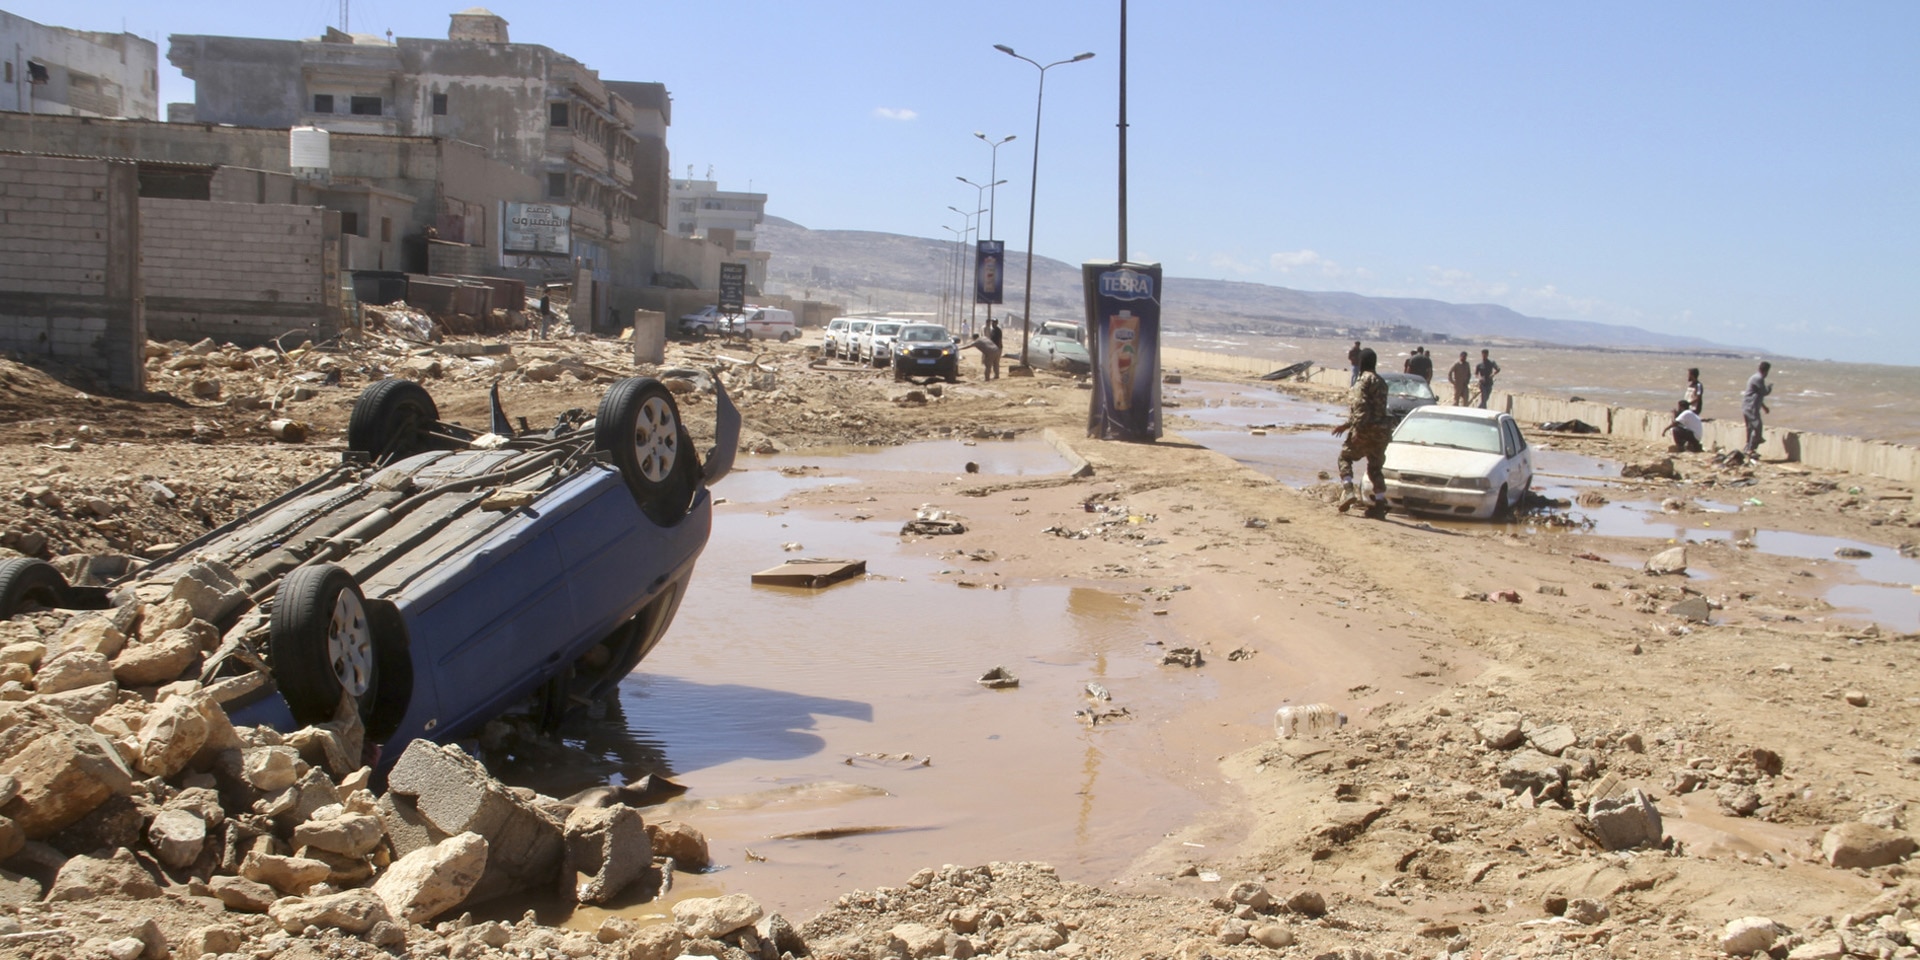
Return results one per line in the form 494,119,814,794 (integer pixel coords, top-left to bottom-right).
1331,348,1391,518
1684,367,1705,415
984,319,1003,380
1348,341,1362,386
1474,349,1501,408
1448,351,1472,406
1409,347,1434,385
1742,361,1773,459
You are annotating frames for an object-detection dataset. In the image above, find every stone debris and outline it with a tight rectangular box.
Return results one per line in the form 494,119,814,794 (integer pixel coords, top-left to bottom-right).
1645,545,1688,575
1819,821,1917,869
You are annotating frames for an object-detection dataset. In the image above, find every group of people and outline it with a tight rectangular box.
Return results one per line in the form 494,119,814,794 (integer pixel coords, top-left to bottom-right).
1348,340,1503,408
1663,361,1774,459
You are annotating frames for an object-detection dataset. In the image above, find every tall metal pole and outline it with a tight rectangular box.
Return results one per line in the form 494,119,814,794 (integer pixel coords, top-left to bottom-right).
973,133,1015,324
956,180,1000,335
995,45,1095,367
1117,0,1129,263
942,225,964,330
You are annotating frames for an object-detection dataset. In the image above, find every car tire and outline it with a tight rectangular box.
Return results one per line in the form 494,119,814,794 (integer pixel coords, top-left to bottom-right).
270,563,382,727
595,377,697,526
347,379,440,460
0,558,67,620
778,331,793,343
1493,483,1513,520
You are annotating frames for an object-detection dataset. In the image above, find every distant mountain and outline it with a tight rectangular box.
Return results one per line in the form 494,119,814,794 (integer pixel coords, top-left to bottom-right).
758,217,1742,354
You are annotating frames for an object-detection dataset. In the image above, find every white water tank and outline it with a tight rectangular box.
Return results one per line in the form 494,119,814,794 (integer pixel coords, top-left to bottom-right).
290,126,331,180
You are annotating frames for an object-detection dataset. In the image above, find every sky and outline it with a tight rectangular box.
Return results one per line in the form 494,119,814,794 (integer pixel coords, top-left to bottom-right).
19,1,1919,364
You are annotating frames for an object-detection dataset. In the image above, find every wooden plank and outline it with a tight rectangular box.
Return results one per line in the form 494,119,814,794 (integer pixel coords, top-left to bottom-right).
751,558,866,589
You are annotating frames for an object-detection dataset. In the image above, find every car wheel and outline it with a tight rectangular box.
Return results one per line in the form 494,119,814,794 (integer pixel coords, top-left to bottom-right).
270,563,382,727
778,331,793,343
347,379,440,461
595,377,696,526
945,371,958,384
0,558,67,620
1492,483,1513,520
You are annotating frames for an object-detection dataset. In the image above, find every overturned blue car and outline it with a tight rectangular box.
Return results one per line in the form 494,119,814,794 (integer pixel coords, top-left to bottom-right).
0,375,737,768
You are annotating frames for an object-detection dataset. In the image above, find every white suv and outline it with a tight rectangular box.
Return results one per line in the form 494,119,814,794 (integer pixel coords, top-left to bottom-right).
823,317,854,358
860,320,905,366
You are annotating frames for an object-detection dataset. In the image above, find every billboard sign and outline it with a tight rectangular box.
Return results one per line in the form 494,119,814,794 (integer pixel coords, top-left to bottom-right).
975,240,1005,305
502,202,572,256
718,262,748,312
1082,260,1163,442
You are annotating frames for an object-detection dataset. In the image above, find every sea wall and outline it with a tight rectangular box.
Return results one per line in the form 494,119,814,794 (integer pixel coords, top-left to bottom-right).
1272,361,1918,485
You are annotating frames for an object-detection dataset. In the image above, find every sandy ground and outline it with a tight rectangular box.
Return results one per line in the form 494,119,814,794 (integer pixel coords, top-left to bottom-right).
3,328,1919,959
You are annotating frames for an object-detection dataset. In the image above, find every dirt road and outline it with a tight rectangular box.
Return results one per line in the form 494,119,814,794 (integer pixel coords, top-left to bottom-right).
2,330,1916,959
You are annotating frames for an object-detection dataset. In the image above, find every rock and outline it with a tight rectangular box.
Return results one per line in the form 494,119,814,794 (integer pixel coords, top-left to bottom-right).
1668,596,1713,622
891,921,948,958
167,563,247,624
46,849,161,901
1249,923,1295,948
1215,919,1250,946
242,745,302,793
34,650,113,695
1227,880,1272,911
1317,803,1386,843
36,680,119,724
146,807,208,870
111,628,201,687
1565,898,1609,925
1587,789,1664,851
1646,546,1688,575
523,361,565,382
622,924,686,960
0,814,20,862
1499,750,1571,800
134,694,210,778
239,851,331,895
563,803,650,905
372,831,488,925
1820,822,1917,868
53,618,125,659
137,599,194,641
999,923,1066,952
383,740,563,904
1787,937,1847,960
756,913,807,958
1622,457,1680,480
182,925,244,958
1717,783,1763,817
1285,889,1327,917
268,887,392,935
292,811,384,858
1527,723,1577,756
47,793,143,855
646,819,711,870
0,641,46,668
207,875,278,912
0,701,136,838
1844,690,1869,707
673,893,765,939
106,936,144,960
1719,917,1783,956
1474,712,1525,749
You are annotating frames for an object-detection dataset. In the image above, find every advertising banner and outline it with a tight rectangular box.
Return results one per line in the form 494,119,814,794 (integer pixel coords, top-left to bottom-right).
974,240,1005,305
717,262,748,312
1081,260,1163,442
502,202,571,255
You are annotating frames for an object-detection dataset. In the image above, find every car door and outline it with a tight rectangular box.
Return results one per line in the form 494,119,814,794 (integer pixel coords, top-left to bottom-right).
1502,417,1533,493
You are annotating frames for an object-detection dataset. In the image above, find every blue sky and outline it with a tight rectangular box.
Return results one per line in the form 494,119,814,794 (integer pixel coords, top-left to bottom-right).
24,1,1919,363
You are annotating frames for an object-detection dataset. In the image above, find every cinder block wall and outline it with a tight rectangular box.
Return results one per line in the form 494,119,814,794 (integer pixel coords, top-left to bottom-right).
139,198,339,345
0,156,144,389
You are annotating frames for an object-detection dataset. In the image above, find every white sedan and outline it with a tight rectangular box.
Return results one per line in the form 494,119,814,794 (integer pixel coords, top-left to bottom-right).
1382,407,1533,519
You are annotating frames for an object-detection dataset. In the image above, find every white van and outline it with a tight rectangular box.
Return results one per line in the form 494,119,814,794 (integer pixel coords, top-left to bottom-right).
738,307,798,342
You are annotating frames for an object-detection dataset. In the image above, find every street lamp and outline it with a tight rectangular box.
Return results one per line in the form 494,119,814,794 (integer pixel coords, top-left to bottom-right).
940,224,965,329
947,204,985,335
956,177,1004,332
972,132,1016,241
995,44,1095,367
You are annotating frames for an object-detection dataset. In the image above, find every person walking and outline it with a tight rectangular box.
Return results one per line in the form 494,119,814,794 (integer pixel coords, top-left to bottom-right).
1742,361,1773,458
1347,341,1362,386
1331,348,1391,518
1683,367,1705,415
1474,349,1501,408
1448,351,1471,405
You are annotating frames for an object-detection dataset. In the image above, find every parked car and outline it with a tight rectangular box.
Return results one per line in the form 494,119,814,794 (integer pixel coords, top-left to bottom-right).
678,305,731,336
1382,406,1533,519
1028,320,1091,373
0,376,739,770
891,323,960,382
859,320,906,366
823,318,854,358
1380,372,1438,425
838,319,874,360
738,307,798,342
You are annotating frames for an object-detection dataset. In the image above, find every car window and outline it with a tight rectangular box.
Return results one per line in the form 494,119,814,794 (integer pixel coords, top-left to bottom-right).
1386,378,1435,400
875,323,901,335
1392,414,1503,454
900,326,946,342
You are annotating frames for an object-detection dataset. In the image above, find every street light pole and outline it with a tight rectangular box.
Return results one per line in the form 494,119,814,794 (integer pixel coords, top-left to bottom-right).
971,132,1015,325
947,204,985,335
994,44,1095,367
956,177,1003,335
940,224,964,330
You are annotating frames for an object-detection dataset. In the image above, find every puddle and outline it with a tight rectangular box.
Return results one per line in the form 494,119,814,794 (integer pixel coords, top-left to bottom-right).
720,439,1074,504
1167,380,1344,430
502,504,1227,923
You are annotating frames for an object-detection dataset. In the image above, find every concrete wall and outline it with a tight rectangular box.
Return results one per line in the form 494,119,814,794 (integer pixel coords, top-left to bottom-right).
0,156,144,389
657,232,723,288
1,11,159,119
139,198,340,345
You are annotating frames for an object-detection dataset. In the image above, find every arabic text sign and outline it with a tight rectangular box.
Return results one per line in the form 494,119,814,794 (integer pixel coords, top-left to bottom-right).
503,202,572,255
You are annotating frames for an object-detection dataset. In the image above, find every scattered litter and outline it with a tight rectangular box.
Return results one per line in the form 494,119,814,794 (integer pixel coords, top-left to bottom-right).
902,518,967,536
1075,706,1132,725
1085,682,1111,701
978,666,1020,689
1227,647,1256,661
1274,703,1347,739
1161,647,1204,668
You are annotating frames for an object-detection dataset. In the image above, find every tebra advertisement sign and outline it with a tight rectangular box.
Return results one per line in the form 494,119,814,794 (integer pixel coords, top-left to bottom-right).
975,240,1005,305
502,202,572,256
1082,260,1163,442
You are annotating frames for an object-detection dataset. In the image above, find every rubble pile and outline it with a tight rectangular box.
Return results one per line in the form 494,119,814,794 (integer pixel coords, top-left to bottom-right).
0,566,803,960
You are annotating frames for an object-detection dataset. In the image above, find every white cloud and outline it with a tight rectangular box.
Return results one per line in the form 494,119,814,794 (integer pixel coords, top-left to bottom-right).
873,107,918,121
1267,249,1370,282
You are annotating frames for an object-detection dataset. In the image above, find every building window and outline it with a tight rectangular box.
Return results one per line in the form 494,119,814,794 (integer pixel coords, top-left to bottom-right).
380,217,392,242
3,63,10,84
547,173,567,198
431,92,448,115
340,212,360,236
350,95,382,116
549,102,569,127
312,94,334,113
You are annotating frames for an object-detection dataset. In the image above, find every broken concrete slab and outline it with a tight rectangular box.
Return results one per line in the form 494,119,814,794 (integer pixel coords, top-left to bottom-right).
383,740,563,905
1820,822,1916,869
563,804,650,905
1587,788,1664,851
372,831,488,925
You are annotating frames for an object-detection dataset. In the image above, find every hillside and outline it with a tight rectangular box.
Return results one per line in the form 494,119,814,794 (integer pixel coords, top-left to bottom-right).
758,217,1739,353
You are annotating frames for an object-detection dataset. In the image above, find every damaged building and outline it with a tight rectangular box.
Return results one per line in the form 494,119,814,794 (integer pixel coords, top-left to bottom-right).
0,10,160,120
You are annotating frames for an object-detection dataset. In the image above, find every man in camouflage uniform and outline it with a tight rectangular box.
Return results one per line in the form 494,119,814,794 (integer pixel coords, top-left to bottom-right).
1332,347,1390,517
